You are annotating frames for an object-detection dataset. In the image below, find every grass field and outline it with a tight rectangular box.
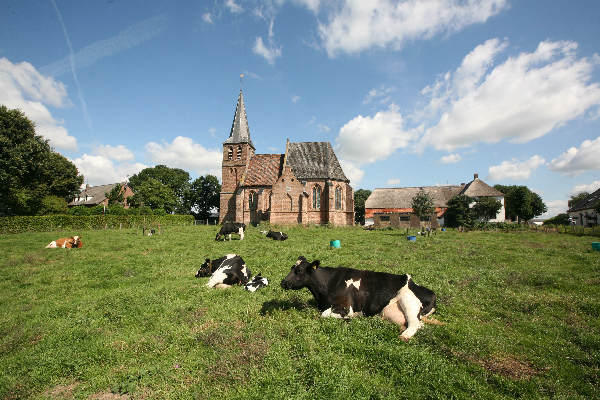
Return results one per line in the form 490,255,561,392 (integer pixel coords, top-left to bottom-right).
1,225,598,399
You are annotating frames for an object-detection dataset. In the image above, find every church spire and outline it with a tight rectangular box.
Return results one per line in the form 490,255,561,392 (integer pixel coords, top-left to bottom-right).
224,89,255,149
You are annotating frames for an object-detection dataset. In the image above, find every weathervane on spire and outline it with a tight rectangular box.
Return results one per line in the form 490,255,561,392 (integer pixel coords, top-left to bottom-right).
240,73,244,90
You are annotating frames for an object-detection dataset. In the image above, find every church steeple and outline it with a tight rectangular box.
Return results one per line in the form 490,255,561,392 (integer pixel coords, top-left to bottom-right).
224,89,255,150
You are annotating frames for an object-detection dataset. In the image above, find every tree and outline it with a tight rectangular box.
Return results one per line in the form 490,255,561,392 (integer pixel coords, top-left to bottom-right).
128,165,190,212
127,177,178,213
0,106,83,215
411,190,434,222
568,192,589,209
444,194,474,228
472,197,503,221
106,185,125,205
38,195,69,215
494,185,547,222
353,189,372,225
544,213,571,225
185,175,221,220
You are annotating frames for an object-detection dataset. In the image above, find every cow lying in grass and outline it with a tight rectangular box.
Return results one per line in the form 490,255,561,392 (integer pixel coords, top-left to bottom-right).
261,230,288,241
215,222,246,241
197,254,252,289
280,256,438,341
45,236,83,248
244,274,269,292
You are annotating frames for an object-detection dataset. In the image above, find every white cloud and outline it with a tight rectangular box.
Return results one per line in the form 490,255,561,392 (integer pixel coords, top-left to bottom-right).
318,0,508,57
72,154,146,186
202,13,213,24
363,85,395,104
294,0,321,13
291,95,301,103
541,199,569,219
548,136,600,175
0,57,77,150
572,180,600,194
253,19,282,65
145,136,222,178
335,104,416,164
419,40,600,151
387,178,401,185
487,155,546,181
317,124,330,133
440,153,461,164
225,0,243,14
95,144,135,162
339,159,364,187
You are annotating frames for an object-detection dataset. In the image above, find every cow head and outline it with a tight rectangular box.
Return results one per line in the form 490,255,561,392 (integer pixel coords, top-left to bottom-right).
196,258,213,278
72,236,83,248
280,256,319,290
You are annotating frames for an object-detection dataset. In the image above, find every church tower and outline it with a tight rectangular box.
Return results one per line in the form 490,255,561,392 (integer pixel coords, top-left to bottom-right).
220,90,255,222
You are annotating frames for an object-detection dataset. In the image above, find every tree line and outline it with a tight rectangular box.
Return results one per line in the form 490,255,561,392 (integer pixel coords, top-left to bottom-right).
0,105,220,218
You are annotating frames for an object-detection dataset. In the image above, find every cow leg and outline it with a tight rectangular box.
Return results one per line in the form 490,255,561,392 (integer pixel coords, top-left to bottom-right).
381,300,406,328
228,234,231,241
321,307,345,319
214,283,232,289
238,227,244,240
396,286,424,341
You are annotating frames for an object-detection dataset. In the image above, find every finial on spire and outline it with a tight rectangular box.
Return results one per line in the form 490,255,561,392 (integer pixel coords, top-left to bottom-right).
240,73,244,90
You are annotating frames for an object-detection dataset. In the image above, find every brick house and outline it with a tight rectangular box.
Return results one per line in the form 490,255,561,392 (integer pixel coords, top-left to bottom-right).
219,90,354,226
68,182,134,208
365,174,504,228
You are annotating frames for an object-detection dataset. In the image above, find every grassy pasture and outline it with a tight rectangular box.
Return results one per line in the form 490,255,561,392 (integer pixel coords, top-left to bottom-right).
0,225,598,399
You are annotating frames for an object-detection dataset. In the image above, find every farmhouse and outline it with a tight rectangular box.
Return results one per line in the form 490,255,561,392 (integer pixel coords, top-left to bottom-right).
68,182,134,208
567,187,600,226
365,174,505,228
219,90,354,226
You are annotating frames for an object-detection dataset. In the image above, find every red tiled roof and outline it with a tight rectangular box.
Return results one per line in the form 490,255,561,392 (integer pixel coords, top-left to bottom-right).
243,154,284,186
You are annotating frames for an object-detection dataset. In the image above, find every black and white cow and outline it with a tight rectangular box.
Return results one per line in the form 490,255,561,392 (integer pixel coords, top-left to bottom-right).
215,222,246,241
262,230,288,241
280,256,437,341
244,274,269,292
196,254,252,288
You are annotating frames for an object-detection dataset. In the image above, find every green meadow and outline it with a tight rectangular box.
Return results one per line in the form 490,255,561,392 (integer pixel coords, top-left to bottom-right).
0,225,598,399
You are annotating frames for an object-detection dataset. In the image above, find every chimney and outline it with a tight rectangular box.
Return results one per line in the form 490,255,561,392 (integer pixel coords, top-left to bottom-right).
474,173,479,179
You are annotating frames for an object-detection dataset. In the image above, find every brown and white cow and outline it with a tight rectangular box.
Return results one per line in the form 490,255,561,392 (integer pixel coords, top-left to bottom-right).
280,256,437,341
46,236,83,248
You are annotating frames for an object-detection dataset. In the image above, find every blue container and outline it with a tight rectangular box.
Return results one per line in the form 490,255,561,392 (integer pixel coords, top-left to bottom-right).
592,242,600,251
407,235,416,242
330,240,341,248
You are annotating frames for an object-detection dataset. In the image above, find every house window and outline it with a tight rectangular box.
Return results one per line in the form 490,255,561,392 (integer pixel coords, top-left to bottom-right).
380,216,390,222
227,147,233,160
400,215,410,222
335,187,342,210
249,191,258,210
236,146,242,160
312,185,321,209
420,215,431,222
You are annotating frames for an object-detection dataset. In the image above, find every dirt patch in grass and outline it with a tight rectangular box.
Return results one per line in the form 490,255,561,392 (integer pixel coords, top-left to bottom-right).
42,382,78,399
470,354,542,380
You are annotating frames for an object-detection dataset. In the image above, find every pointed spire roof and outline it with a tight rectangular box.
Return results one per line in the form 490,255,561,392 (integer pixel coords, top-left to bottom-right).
224,90,255,149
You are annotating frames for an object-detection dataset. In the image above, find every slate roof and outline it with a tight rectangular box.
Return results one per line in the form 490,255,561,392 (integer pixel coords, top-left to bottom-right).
365,186,464,209
244,154,285,186
224,90,255,149
568,187,600,212
286,142,349,182
460,177,504,197
69,183,121,206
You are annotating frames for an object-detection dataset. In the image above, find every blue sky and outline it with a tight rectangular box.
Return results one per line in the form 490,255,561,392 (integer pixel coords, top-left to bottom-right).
2,0,600,218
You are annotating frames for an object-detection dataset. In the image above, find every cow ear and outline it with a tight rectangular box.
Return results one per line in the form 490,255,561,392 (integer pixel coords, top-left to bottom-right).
310,260,320,270
205,258,210,263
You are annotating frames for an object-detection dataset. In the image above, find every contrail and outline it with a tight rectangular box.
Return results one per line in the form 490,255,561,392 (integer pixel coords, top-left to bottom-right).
41,14,168,77
50,0,92,129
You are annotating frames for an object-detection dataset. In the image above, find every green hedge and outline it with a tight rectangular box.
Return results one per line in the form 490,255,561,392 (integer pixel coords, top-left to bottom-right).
0,214,195,234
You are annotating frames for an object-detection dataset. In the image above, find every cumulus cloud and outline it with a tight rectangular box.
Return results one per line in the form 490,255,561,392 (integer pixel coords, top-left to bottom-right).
318,0,508,57
548,136,600,175
145,136,222,178
95,144,135,162
0,57,77,150
418,39,600,151
335,104,416,164
338,159,365,187
487,155,546,181
72,154,146,186
440,153,461,164
541,199,569,219
572,180,600,194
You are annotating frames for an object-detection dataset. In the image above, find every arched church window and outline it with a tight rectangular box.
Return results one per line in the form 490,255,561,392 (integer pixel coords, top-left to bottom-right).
249,191,258,210
312,185,321,209
227,147,233,160
237,146,242,160
335,186,342,210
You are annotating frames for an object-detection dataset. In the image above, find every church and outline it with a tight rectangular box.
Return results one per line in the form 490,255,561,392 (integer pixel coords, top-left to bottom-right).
219,90,354,226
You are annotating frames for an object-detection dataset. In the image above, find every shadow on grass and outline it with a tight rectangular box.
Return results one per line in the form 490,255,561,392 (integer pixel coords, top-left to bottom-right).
260,298,316,316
